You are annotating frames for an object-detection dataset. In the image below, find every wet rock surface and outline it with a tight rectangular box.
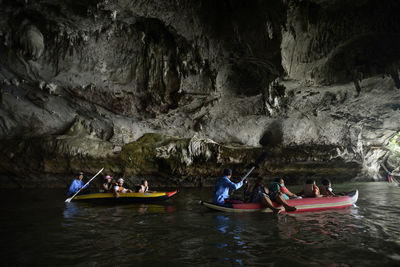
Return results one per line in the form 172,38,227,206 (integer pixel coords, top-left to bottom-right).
0,0,399,187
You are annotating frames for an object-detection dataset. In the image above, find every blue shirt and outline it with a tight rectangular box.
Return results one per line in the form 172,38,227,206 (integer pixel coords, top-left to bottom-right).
212,175,243,204
67,179,87,196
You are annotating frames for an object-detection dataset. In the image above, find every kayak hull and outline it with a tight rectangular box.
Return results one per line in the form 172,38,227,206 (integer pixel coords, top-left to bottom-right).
72,190,179,204
201,190,358,213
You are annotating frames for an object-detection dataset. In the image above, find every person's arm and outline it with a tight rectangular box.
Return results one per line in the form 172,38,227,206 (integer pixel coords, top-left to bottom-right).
263,187,270,194
81,180,88,189
285,189,297,198
328,187,335,196
280,186,297,198
223,177,243,190
102,184,108,191
314,185,323,197
113,186,120,198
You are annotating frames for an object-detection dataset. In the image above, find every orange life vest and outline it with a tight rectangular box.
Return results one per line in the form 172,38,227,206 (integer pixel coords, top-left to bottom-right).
115,186,125,192
302,184,319,197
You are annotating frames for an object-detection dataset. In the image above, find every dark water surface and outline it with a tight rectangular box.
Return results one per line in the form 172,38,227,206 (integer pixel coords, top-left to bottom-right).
2,182,400,266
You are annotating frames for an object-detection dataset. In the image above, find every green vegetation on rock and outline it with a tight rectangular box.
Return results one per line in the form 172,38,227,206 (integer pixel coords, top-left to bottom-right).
386,132,400,168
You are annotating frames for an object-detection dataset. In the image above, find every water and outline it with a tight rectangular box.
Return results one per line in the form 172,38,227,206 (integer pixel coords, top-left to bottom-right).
2,182,400,266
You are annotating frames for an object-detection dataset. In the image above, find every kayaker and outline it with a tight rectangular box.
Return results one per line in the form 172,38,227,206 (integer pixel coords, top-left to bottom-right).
320,178,335,196
66,172,88,197
268,178,297,212
300,179,322,198
320,179,345,196
245,177,281,214
137,180,151,193
212,168,244,204
101,175,114,193
113,178,133,198
272,178,299,200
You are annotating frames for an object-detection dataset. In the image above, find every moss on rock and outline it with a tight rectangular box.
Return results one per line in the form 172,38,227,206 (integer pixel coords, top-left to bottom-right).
0,130,363,187
386,132,400,168
120,133,188,175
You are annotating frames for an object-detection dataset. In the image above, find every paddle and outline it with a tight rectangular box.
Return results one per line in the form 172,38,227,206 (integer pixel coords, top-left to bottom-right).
241,152,268,201
241,152,268,182
65,168,104,203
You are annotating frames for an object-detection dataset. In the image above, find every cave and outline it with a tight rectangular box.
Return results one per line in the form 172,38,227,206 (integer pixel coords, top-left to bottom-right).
0,0,399,188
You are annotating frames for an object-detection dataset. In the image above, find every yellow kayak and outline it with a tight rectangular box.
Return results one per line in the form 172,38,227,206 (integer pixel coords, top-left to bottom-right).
72,190,179,203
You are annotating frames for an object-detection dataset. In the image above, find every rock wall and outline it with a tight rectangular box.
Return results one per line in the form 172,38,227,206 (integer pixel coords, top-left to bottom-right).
0,0,399,187
281,0,400,86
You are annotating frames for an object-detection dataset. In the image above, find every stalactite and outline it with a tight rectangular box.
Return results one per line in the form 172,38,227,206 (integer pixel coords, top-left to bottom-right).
389,67,400,89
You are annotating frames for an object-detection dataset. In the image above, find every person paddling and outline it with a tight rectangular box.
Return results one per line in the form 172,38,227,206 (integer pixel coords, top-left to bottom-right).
212,168,244,205
67,172,88,197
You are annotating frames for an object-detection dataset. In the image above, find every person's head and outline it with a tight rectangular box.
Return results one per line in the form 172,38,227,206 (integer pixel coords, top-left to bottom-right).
322,178,331,187
78,172,84,180
118,178,124,185
255,177,263,185
141,180,148,187
275,178,284,185
105,175,112,183
305,179,315,185
223,168,232,178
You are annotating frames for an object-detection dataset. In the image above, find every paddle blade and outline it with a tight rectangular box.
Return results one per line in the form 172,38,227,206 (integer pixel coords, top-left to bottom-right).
65,198,72,203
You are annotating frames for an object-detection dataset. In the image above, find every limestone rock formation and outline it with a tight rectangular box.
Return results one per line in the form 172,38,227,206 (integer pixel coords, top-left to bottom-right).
0,0,399,187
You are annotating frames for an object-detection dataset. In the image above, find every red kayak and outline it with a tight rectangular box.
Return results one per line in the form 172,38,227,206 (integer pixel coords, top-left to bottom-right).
201,190,358,213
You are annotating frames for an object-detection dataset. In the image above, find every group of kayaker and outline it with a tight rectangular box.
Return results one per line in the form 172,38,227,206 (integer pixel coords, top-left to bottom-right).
212,168,297,214
212,168,341,214
67,169,339,208
102,176,133,198
301,178,340,197
67,172,151,198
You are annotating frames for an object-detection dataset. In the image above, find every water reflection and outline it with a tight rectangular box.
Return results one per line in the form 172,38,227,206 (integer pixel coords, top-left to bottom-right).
63,202,176,218
4,184,400,266
214,215,230,234
63,202,80,220
213,215,246,266
278,208,357,243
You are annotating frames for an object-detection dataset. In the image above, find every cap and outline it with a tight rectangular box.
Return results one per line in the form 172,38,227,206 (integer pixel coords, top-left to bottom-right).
118,178,124,183
223,168,232,176
105,175,112,180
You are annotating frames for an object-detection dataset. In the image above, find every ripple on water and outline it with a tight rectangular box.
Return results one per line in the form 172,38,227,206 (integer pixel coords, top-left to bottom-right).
2,183,400,266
